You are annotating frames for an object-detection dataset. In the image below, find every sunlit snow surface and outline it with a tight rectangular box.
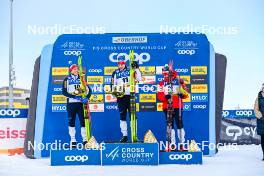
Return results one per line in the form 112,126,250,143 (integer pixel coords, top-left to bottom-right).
0,145,263,176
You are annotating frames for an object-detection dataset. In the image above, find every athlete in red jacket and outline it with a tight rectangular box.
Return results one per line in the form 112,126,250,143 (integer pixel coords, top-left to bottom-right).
157,65,189,150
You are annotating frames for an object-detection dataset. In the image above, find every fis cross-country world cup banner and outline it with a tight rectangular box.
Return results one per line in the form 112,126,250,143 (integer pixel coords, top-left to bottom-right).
35,33,215,157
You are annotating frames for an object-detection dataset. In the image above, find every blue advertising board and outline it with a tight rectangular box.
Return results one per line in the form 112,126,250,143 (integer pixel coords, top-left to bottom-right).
33,33,216,157
50,148,101,166
159,151,203,164
101,143,159,165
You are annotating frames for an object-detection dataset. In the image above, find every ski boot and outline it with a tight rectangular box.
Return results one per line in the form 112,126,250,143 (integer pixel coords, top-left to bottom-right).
179,144,188,152
120,136,128,143
70,141,77,149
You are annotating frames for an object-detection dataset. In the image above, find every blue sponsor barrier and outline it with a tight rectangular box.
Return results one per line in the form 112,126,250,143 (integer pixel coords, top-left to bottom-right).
101,143,159,165
50,148,101,166
159,151,203,164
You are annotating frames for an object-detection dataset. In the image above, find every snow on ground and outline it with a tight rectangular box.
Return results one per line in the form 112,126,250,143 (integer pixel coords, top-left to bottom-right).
0,145,263,176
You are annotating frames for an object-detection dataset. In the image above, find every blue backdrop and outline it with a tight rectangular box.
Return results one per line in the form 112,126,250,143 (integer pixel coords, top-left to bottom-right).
34,33,216,157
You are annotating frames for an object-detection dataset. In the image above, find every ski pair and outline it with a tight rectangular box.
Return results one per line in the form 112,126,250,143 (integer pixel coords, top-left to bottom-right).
129,50,137,143
77,55,91,142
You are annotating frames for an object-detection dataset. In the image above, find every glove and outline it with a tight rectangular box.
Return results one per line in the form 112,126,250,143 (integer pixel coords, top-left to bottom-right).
73,96,82,101
131,61,139,69
82,97,89,104
178,93,184,98
165,94,171,100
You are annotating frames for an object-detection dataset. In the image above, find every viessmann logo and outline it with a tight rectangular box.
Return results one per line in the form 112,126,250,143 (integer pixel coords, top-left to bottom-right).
87,76,104,84
112,36,147,43
191,66,207,75
52,95,67,104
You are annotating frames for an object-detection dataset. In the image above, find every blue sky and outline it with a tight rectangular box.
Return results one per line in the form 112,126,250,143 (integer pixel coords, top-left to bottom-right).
0,0,263,109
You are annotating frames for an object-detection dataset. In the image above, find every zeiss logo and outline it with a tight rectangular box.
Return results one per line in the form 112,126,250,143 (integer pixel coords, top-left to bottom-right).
106,146,119,160
65,155,89,162
169,154,192,161
235,110,253,117
177,50,195,55
0,109,21,118
109,52,150,64
106,105,118,110
88,69,102,73
64,50,82,56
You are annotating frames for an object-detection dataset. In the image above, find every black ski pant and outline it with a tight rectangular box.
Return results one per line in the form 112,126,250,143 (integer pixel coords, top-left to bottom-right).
67,102,85,127
117,95,131,121
163,108,184,129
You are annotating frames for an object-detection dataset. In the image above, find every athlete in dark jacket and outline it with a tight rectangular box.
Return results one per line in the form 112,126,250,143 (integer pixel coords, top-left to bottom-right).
62,64,92,147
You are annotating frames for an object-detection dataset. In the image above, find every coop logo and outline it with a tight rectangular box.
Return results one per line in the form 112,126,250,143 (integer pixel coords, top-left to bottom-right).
88,69,102,73
0,109,21,118
175,68,189,74
193,104,207,109
177,49,195,55
169,154,193,161
106,146,120,160
222,110,230,118
235,110,253,117
106,105,118,110
112,36,147,44
109,52,150,64
65,155,89,162
63,50,82,56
